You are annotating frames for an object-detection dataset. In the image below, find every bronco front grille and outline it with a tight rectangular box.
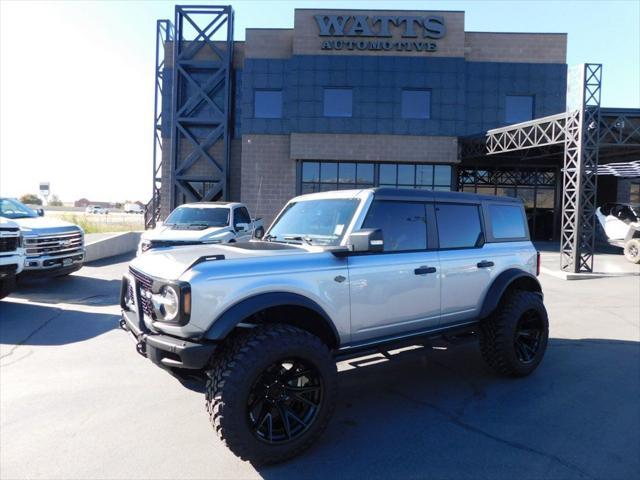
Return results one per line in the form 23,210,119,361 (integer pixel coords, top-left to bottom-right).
24,231,83,258
129,267,154,318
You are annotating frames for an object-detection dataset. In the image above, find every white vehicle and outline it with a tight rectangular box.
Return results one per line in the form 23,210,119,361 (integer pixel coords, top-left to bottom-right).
0,218,25,299
138,202,265,255
596,202,640,263
85,205,109,214
0,198,85,276
124,203,144,214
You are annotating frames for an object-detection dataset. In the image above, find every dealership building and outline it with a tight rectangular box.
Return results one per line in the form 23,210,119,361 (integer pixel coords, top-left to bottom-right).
152,6,640,267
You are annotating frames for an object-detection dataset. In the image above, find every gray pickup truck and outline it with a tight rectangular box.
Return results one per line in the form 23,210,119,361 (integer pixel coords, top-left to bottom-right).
120,188,548,464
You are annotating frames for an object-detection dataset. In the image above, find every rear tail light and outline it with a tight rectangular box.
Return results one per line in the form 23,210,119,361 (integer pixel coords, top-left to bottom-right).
536,251,541,276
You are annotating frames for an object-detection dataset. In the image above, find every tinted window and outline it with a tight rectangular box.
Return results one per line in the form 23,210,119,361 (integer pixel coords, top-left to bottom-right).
505,95,534,124
363,201,427,252
324,88,352,117
436,204,482,249
254,90,282,118
401,89,431,119
234,207,251,227
489,204,526,239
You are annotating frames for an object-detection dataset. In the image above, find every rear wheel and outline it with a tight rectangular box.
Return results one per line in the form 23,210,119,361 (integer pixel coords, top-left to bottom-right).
480,290,549,377
205,324,337,464
623,238,640,264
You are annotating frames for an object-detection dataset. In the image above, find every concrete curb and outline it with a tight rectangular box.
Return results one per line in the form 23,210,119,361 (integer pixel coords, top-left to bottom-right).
540,266,640,280
85,231,142,263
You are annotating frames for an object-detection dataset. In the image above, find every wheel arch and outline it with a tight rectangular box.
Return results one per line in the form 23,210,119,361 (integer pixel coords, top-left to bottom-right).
479,269,542,320
202,292,341,349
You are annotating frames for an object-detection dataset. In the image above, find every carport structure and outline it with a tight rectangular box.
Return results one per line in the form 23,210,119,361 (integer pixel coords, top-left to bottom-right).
460,64,640,273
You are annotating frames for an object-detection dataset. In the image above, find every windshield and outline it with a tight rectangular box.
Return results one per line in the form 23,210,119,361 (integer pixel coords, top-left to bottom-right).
267,198,360,245
165,206,230,227
0,198,38,219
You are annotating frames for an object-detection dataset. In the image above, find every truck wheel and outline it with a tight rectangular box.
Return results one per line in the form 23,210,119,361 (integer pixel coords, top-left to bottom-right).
205,324,337,464
479,290,549,377
0,276,16,300
623,238,640,264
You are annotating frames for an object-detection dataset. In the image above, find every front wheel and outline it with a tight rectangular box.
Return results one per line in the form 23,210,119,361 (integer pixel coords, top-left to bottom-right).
479,290,549,377
623,238,640,264
205,324,337,465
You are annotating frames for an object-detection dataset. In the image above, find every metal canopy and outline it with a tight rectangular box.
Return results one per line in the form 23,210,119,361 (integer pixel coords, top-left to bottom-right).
460,64,640,273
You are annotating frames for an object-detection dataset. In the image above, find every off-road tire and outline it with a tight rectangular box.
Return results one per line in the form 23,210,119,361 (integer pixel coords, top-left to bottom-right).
0,276,16,300
623,238,640,264
205,324,337,465
479,289,549,377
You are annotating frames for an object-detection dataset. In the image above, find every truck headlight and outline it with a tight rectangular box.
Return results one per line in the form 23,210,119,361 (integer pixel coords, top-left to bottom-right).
151,285,180,322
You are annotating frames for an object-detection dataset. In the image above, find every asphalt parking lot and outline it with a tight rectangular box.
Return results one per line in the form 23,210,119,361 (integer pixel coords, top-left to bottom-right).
1,254,638,480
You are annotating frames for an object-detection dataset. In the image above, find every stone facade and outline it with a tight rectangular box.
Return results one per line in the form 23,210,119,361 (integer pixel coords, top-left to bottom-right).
240,135,295,224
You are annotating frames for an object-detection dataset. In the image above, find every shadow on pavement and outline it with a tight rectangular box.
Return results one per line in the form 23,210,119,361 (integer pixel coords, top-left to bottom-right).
0,301,118,347
257,338,639,480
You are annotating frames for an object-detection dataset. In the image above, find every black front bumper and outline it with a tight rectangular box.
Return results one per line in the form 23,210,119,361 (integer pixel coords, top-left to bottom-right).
120,309,215,370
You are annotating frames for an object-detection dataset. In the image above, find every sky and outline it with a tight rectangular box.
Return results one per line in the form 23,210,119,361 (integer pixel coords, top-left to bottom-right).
1,0,639,204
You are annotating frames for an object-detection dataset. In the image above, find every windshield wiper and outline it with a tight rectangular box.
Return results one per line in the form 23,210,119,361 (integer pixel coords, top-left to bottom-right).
263,234,276,242
284,235,314,245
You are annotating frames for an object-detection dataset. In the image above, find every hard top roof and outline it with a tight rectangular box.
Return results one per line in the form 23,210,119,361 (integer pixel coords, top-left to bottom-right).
371,187,523,204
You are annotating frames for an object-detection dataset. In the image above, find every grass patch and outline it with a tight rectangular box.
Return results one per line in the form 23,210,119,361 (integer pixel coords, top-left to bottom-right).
58,214,142,234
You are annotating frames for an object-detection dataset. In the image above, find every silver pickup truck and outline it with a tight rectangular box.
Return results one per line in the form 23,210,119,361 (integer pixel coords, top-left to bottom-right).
120,188,547,464
0,198,85,276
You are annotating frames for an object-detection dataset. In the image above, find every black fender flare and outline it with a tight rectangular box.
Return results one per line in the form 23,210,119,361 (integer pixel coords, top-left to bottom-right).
479,269,543,319
202,292,340,346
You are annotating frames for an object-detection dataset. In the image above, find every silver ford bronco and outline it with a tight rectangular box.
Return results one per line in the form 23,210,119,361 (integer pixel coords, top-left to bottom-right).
120,188,548,464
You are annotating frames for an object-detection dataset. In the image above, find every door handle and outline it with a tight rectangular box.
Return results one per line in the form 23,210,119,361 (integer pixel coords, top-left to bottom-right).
414,266,437,275
477,260,494,268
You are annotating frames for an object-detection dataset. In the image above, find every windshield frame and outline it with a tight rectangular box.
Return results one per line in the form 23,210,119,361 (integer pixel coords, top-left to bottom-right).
164,205,230,227
0,198,39,219
265,197,361,246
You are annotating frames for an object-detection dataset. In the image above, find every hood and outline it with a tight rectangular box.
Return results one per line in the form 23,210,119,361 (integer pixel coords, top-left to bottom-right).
130,241,313,280
141,224,232,242
12,217,83,236
0,218,19,230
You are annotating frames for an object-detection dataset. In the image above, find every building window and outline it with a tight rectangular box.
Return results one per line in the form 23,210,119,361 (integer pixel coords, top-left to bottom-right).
300,161,451,194
254,90,282,118
379,163,451,190
323,88,352,117
630,182,640,205
401,89,431,119
505,95,534,124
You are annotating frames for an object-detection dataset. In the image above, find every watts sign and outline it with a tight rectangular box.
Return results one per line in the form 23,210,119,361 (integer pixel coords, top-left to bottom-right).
315,15,447,52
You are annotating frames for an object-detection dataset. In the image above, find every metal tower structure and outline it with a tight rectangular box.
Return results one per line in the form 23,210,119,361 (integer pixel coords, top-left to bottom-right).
169,5,234,211
560,64,601,272
145,20,173,230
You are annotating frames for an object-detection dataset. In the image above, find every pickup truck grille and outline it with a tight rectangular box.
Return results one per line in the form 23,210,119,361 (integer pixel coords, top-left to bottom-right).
129,267,154,318
0,236,19,253
24,231,83,258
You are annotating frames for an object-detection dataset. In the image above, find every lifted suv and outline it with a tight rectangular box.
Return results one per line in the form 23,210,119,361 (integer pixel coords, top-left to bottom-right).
120,188,548,464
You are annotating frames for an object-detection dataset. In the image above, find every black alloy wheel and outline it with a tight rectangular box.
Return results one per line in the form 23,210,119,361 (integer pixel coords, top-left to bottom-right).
247,359,323,444
514,309,544,364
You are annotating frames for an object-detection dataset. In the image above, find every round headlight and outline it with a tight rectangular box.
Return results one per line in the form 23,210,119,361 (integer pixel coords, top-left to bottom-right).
151,285,179,321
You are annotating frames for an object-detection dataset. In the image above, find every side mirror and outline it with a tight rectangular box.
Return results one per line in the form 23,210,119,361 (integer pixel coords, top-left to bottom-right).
236,222,250,232
36,208,44,217
348,228,384,253
253,229,264,239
